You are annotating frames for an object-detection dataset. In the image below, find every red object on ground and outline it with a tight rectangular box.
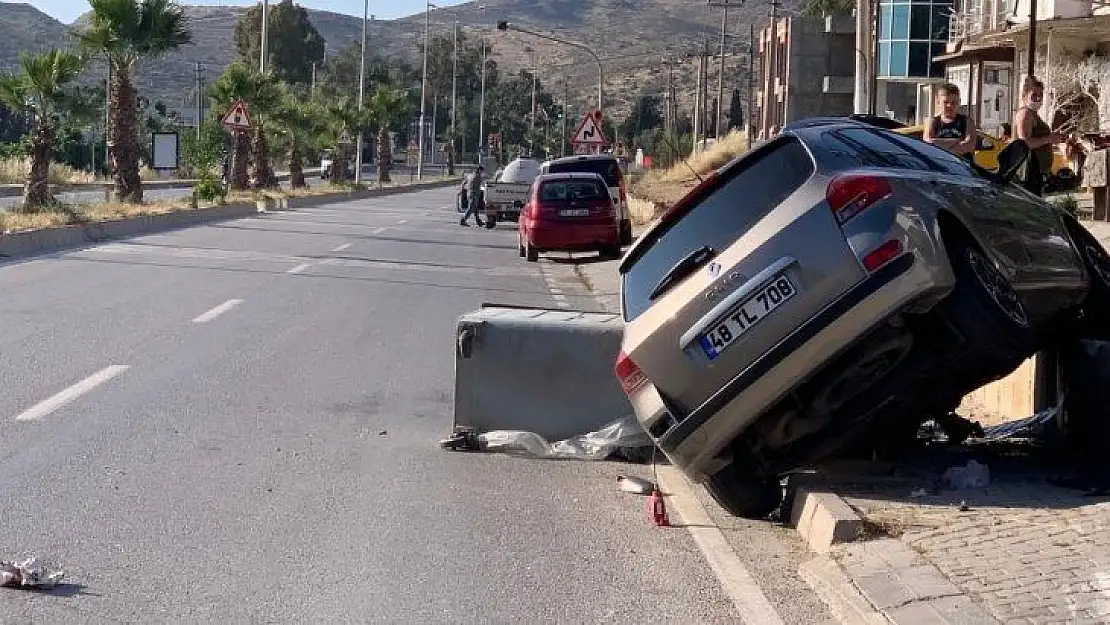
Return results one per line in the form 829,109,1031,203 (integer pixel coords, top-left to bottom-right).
646,488,669,527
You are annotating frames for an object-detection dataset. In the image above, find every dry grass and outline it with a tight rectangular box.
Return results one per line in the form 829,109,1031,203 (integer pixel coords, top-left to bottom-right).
0,158,97,186
628,130,751,225
0,198,192,234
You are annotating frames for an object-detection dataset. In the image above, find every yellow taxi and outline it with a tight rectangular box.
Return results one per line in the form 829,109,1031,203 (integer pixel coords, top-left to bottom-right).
894,124,1075,189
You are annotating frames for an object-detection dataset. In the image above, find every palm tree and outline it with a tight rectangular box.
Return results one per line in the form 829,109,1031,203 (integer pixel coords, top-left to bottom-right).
0,50,89,208
367,87,410,184
271,85,326,190
209,62,282,191
78,0,191,204
320,96,374,185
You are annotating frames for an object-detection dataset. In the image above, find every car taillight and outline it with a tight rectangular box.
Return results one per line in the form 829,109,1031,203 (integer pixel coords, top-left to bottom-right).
615,351,647,396
826,174,893,225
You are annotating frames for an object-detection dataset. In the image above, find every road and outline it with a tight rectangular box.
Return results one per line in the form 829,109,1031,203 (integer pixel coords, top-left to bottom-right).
0,187,793,622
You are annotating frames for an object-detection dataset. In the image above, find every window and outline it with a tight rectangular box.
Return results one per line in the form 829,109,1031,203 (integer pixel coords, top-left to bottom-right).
881,6,893,39
880,42,892,76
822,128,933,171
879,130,981,177
890,42,909,76
931,4,950,39
908,42,931,77
621,137,815,321
910,5,932,39
892,4,910,38
539,180,607,202
547,158,622,187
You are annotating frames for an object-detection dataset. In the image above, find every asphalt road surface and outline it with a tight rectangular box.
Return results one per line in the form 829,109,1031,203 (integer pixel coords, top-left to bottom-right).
0,187,787,622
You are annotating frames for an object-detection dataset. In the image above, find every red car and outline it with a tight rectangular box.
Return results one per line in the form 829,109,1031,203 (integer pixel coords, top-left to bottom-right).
518,173,622,262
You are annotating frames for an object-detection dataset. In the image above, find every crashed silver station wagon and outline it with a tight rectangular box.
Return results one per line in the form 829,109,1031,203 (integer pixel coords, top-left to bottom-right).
615,118,1110,518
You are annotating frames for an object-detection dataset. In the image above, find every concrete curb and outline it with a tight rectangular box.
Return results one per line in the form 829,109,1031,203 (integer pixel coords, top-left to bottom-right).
0,178,460,262
0,169,325,199
789,490,1000,624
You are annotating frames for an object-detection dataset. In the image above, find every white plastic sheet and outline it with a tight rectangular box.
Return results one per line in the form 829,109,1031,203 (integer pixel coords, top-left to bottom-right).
454,415,654,461
0,557,64,589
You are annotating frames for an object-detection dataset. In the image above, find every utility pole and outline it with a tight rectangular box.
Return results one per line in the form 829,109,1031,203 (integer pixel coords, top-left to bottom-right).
260,0,269,74
104,67,111,173
355,0,368,185
562,75,569,157
764,0,780,134
716,3,728,140
417,0,430,179
692,55,702,152
451,19,459,142
194,62,203,141
529,49,537,138
747,23,755,140
702,39,711,146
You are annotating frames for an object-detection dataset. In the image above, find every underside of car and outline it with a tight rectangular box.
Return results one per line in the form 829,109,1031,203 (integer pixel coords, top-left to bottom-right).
702,215,1100,519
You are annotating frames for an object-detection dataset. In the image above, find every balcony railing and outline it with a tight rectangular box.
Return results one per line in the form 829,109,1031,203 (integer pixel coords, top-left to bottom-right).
948,0,1017,42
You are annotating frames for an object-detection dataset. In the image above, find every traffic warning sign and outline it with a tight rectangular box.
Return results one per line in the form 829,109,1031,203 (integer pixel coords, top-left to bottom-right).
571,111,606,146
221,100,252,132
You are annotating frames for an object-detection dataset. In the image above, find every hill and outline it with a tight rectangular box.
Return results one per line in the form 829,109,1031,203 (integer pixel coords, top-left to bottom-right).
0,0,794,124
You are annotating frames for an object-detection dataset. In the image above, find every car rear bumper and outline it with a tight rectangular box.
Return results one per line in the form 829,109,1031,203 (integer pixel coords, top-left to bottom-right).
530,224,619,251
641,250,950,481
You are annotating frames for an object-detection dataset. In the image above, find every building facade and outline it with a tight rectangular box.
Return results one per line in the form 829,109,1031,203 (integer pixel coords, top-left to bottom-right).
876,0,955,123
940,0,1110,135
754,14,857,138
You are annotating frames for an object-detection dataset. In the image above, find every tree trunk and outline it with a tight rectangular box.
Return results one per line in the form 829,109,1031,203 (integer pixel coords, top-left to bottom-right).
289,141,306,189
377,126,391,184
250,126,277,190
333,143,349,184
231,131,251,191
447,137,456,176
109,65,143,203
23,120,54,209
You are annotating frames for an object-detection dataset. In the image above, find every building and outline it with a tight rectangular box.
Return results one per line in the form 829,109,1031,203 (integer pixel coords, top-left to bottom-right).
939,0,1110,135
874,0,956,123
753,14,857,138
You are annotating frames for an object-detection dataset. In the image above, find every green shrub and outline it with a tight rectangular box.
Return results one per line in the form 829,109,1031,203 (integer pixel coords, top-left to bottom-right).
193,169,225,204
1054,193,1080,217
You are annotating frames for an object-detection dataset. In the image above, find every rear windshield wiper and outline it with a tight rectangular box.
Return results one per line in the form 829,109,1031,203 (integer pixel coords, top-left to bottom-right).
649,245,717,301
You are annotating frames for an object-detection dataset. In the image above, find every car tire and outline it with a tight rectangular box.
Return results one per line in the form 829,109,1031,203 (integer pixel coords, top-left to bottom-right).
525,241,539,262
518,235,526,258
486,216,497,229
703,453,783,519
939,231,1035,366
600,244,622,260
619,219,633,247
1062,215,1110,340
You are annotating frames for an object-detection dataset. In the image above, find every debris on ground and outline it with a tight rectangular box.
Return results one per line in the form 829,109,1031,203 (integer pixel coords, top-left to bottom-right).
941,460,991,489
0,557,64,589
617,475,655,495
438,415,653,462
976,398,1063,442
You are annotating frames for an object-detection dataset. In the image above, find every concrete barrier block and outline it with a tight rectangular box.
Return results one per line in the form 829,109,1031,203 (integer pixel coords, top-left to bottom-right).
452,305,632,441
790,488,863,554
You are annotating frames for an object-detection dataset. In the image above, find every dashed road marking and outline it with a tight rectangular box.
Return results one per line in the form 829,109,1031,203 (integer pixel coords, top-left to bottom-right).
372,227,387,234
286,263,311,274
14,365,131,422
192,299,243,324
331,243,351,252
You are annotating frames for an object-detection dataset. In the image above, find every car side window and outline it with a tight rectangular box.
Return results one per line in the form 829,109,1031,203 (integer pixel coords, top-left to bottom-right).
879,130,981,177
822,128,934,171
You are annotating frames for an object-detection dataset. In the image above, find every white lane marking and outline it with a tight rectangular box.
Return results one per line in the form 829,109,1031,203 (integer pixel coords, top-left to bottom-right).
398,220,408,224
556,301,570,308
552,294,568,303
192,299,243,324
331,243,351,252
656,466,786,625
372,227,386,234
286,263,311,274
15,365,131,422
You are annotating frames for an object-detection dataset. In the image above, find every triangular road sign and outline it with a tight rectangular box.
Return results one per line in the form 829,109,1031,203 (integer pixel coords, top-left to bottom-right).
571,112,606,145
221,100,252,131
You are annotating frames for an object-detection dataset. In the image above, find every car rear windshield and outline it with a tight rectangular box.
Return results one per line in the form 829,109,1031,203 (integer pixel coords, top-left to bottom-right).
539,179,609,203
546,159,622,187
621,136,816,321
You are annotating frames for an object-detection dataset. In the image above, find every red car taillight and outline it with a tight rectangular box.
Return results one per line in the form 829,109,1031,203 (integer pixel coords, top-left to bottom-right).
826,174,893,225
615,351,647,396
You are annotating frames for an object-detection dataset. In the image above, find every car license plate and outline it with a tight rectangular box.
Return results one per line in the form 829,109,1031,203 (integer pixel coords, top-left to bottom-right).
699,275,797,360
559,208,590,217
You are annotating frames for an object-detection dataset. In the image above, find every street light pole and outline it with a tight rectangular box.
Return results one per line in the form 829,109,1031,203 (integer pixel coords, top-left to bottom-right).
260,0,269,74
417,0,430,180
478,5,487,154
452,19,458,143
496,22,604,118
355,0,369,186
716,3,728,139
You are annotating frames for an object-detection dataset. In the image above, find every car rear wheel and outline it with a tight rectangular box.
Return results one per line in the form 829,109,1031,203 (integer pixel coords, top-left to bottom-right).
486,215,497,229
704,453,783,519
525,241,539,262
940,232,1034,366
518,234,526,258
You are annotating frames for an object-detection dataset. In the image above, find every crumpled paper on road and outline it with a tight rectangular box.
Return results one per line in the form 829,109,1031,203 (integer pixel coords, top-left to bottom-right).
440,415,654,462
0,557,64,589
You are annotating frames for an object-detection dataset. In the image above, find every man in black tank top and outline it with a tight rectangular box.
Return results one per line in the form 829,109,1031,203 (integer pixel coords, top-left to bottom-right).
923,83,977,158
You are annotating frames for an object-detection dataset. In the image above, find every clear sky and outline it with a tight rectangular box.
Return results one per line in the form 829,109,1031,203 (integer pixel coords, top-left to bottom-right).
17,0,471,24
